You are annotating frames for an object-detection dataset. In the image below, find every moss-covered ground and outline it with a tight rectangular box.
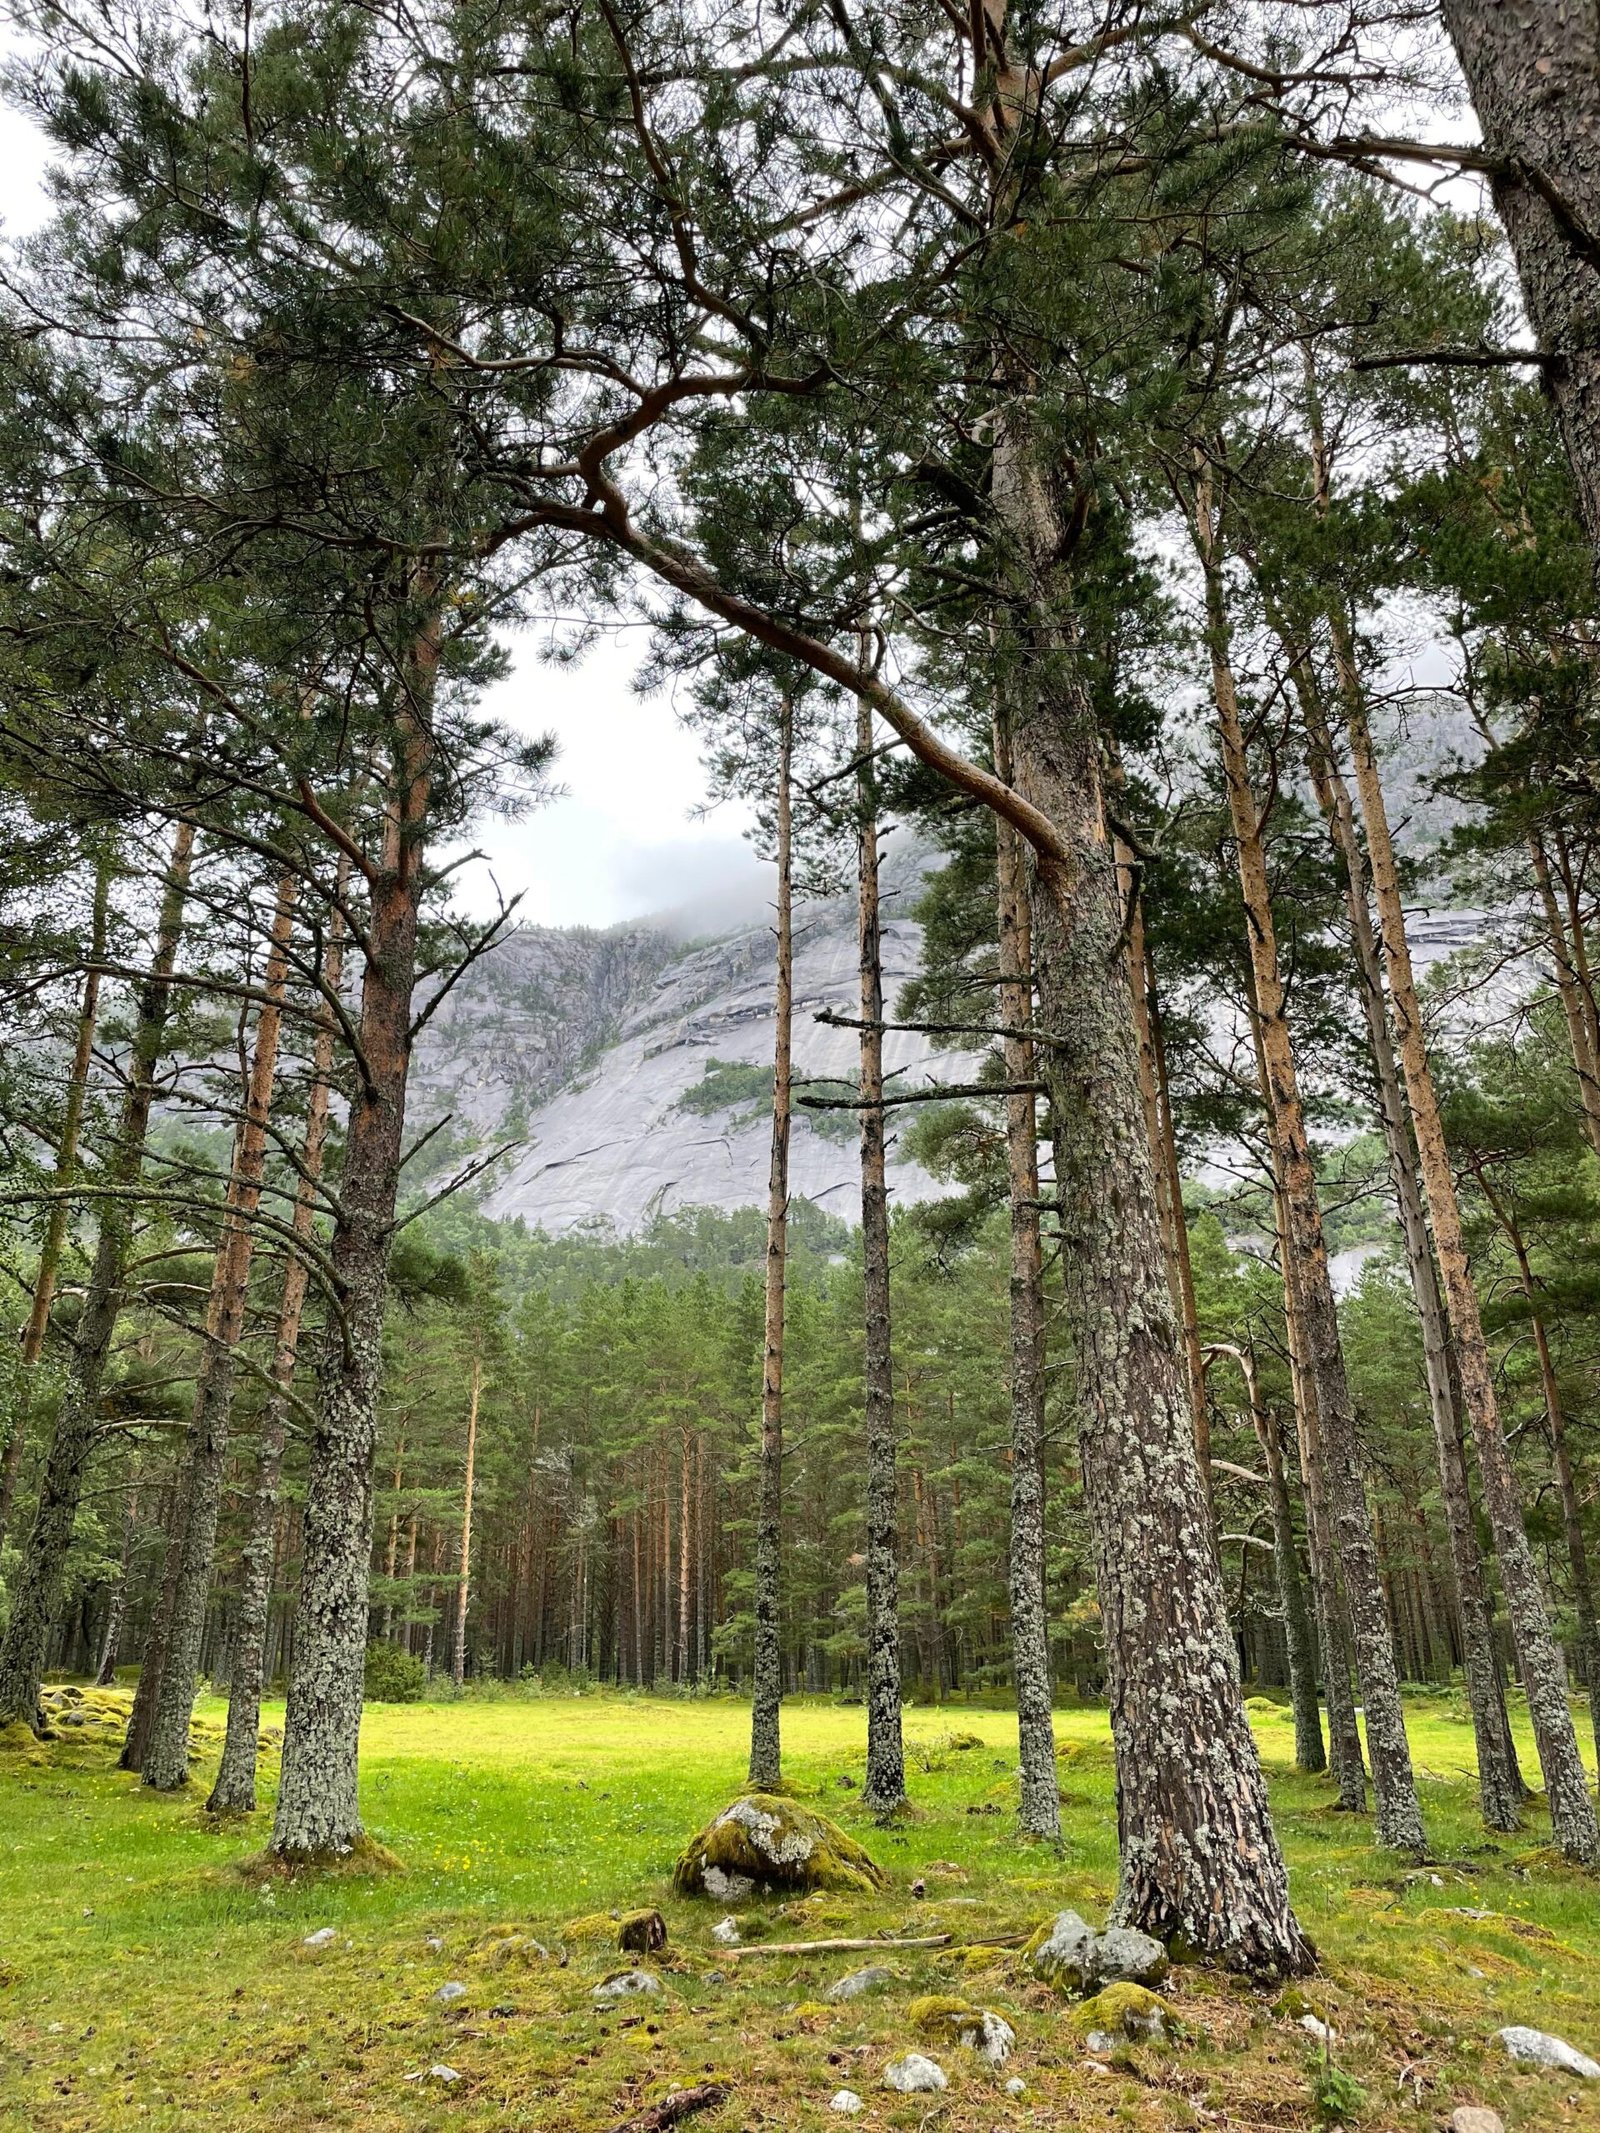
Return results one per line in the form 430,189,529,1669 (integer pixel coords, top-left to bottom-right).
2,1686,1598,2130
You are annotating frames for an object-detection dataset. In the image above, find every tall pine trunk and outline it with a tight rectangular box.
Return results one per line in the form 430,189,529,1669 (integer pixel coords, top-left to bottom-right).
1340,669,1599,1862
856,697,907,1817
452,1348,483,1689
0,820,194,1731
268,620,437,1864
1196,468,1423,1851
747,696,792,1790
994,425,1311,1971
993,708,1060,1841
142,872,299,1790
1291,663,1523,1831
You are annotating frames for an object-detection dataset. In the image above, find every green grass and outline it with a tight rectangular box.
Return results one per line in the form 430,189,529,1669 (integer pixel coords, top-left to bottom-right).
2,1686,1598,2130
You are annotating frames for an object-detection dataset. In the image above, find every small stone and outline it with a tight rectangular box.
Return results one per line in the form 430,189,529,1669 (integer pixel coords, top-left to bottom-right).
883,2053,947,2093
1495,2026,1600,2078
593,1969,662,2001
424,1935,444,1951
911,1877,927,1899
1085,2030,1118,2054
431,1981,469,2006
825,1964,897,2003
1301,2013,1336,2043
303,1927,337,1948
710,1917,742,1947
1094,1925,1170,1987
702,1865,755,1903
429,2064,460,2084
963,2011,1016,2067
1024,1910,1167,1995
1449,2110,1505,2133
1005,2076,1027,2097
829,2091,864,2115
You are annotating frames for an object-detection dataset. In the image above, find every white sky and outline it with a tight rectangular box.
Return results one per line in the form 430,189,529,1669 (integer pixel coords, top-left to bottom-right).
0,75,765,934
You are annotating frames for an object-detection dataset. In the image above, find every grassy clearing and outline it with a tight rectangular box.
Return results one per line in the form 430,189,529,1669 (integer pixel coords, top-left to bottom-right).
1,1687,1598,2131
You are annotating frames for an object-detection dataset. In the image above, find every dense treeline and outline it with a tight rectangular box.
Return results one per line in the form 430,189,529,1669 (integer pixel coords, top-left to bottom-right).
3,0,1600,1978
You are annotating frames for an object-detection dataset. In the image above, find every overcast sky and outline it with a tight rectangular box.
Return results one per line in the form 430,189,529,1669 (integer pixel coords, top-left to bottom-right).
0,65,767,935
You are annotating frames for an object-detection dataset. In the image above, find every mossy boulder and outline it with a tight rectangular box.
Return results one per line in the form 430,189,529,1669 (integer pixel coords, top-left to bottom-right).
910,1994,1016,2066
1073,1983,1178,2043
618,1908,667,1954
673,1794,886,1899
471,1926,551,1969
1023,1909,1168,1995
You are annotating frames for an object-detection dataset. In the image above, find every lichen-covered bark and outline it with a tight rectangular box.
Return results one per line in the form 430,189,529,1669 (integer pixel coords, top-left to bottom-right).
269,634,436,1862
208,896,345,1816
0,821,193,1732
1343,683,1599,1864
141,878,299,1792
993,712,1059,1842
1437,0,1600,555
451,1349,483,1689
747,699,792,1793
856,699,907,1818
995,432,1310,1974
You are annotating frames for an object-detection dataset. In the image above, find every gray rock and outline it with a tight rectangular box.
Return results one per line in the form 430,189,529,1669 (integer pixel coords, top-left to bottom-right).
825,1964,897,2003
593,1969,662,2002
303,1927,338,1948
428,2064,460,2084
959,2011,1015,2068
431,1981,468,2006
1084,2030,1118,2055
701,1864,755,1903
1025,1911,1167,1994
1495,2026,1600,2078
828,2092,864,2115
1449,2110,1505,2133
1004,2076,1027,2097
710,1916,742,1947
883,2053,947,2093
1300,2014,1336,2044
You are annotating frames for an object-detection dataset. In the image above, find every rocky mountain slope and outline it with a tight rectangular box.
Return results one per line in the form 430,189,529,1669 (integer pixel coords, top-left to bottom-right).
411,865,977,1235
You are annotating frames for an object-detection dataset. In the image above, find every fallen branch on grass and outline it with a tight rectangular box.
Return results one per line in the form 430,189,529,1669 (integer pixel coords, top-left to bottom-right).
721,1928,1028,1960
606,2082,731,2131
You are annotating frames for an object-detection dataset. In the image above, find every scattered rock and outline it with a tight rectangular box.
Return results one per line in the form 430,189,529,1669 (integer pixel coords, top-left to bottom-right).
825,1965,897,2003
1024,1910,1168,1995
429,2064,460,2084
431,1981,468,2006
828,2090,864,2114
710,1917,741,1947
1495,2026,1600,2078
1084,2029,1118,2054
910,1878,927,1899
910,1994,1015,2066
474,1930,551,1969
618,1909,668,1955
424,1936,444,1952
1074,1984,1177,2044
302,1927,337,1948
1449,2110,1505,2133
883,2053,947,2093
1300,2013,1336,2045
593,1969,663,2001
674,1795,887,1899
1005,2075,1027,2097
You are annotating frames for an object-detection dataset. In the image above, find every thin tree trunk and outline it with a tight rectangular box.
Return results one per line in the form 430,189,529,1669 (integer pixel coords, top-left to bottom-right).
96,1458,141,1688
206,889,346,1813
748,694,792,1791
0,819,194,1732
993,420,1311,1970
143,870,299,1790
1196,470,1424,1853
857,696,907,1814
0,845,113,1549
993,706,1060,1839
1289,651,1524,1832
1530,831,1600,1163
452,1348,482,1689
268,616,437,1864
1338,648,1599,1861
678,1429,694,1686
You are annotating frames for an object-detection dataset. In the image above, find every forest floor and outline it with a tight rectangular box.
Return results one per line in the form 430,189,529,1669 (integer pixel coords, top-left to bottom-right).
1,1690,1598,2133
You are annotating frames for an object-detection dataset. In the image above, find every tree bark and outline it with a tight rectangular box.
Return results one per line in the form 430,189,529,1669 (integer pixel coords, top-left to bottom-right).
856,695,907,1817
142,870,299,1790
1195,470,1424,1853
1529,830,1600,1163
1340,665,1599,1861
452,1347,483,1689
1435,0,1600,558
994,424,1311,1972
747,693,792,1791
993,707,1060,1840
268,620,437,1863
1290,653,1524,1832
0,845,113,1548
95,1458,141,1687
0,819,194,1731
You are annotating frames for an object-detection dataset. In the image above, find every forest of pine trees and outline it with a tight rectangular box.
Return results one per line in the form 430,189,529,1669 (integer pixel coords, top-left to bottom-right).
2,0,1600,1999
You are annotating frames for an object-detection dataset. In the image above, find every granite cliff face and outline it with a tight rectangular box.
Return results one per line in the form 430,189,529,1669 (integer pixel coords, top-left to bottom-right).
411,877,976,1234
